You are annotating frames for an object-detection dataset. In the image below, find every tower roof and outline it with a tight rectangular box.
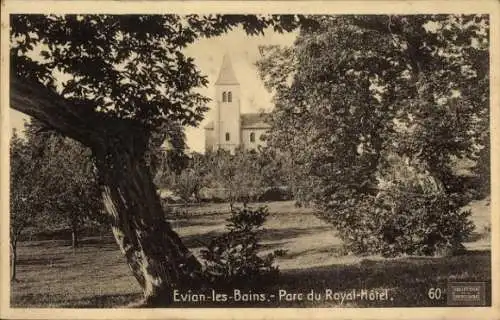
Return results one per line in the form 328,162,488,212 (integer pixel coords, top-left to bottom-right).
215,54,239,85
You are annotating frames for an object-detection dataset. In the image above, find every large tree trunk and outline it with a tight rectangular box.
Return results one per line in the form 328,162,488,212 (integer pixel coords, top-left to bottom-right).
10,75,203,306
93,137,202,305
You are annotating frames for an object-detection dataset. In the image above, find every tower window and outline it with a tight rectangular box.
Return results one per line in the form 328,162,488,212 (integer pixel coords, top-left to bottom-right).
250,132,255,142
222,92,227,102
225,132,230,141
227,91,232,102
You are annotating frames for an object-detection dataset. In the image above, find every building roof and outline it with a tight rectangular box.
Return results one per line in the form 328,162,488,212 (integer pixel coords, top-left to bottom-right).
241,113,271,129
215,54,239,85
204,113,271,130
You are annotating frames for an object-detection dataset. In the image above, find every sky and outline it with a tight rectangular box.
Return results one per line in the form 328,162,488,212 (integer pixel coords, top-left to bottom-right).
9,26,297,153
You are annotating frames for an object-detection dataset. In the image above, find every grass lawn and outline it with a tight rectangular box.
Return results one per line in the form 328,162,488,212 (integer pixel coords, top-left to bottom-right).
10,200,491,308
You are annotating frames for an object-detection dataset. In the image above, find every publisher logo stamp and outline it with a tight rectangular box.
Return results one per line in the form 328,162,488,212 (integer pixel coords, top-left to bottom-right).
447,282,486,306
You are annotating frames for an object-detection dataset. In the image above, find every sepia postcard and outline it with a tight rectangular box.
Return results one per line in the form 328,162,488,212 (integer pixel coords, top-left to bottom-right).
0,1,499,319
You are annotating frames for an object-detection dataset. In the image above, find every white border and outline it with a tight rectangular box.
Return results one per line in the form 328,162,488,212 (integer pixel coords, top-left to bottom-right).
1,1,499,319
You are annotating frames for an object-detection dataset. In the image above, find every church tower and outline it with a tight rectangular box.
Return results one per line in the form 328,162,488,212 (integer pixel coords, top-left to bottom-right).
214,54,241,153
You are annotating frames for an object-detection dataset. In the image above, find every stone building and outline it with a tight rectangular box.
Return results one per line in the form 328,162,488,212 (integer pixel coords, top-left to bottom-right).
204,54,270,153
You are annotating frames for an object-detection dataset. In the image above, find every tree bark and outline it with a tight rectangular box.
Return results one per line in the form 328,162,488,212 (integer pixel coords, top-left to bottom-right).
93,135,203,305
10,75,203,305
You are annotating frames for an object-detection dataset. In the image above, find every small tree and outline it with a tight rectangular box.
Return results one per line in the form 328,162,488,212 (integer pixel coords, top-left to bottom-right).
154,151,208,205
39,135,103,248
170,168,202,206
191,152,212,202
11,122,105,249
200,205,280,287
207,149,265,208
10,130,44,281
256,147,285,188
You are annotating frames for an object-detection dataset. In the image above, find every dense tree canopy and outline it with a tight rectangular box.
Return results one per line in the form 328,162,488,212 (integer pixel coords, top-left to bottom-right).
11,15,317,133
257,15,489,255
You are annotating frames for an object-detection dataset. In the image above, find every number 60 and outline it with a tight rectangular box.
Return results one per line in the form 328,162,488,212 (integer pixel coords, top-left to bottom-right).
428,288,442,300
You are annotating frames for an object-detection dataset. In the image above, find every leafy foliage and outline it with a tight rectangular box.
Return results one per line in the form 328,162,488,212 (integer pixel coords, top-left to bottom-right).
209,149,265,205
168,168,203,204
155,148,289,205
200,148,290,204
10,125,103,278
154,152,207,205
10,130,43,250
200,206,280,287
11,14,317,130
257,15,488,256
326,156,475,257
146,120,189,178
13,122,104,246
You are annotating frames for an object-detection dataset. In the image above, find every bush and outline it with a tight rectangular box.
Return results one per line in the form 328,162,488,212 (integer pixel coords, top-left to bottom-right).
320,162,475,257
258,186,292,201
200,206,280,288
327,193,474,257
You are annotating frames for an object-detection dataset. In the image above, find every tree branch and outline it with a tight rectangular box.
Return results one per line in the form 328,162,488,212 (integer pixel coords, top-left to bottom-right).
10,75,101,147
10,75,150,154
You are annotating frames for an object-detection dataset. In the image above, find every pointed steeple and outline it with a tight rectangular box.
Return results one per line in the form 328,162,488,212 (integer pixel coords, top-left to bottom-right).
215,54,239,85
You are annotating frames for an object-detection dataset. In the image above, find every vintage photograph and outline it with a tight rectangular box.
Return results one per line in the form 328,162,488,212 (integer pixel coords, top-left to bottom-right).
2,4,497,317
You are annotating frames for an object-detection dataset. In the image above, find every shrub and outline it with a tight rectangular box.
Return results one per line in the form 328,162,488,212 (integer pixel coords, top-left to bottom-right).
258,186,293,201
378,190,473,257
200,206,280,288
326,192,474,257
320,162,475,257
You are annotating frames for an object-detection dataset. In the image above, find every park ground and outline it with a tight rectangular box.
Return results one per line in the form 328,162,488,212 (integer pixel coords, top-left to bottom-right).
11,199,491,308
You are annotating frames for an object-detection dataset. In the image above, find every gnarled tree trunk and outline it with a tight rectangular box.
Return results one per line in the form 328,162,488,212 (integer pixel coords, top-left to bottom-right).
92,129,202,305
10,76,202,306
